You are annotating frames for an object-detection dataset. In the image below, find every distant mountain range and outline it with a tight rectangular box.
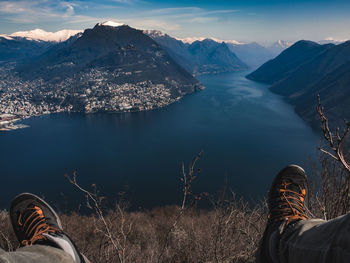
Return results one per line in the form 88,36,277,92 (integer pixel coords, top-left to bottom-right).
0,28,82,42
226,42,276,68
247,40,350,128
0,29,82,62
145,30,248,75
145,30,296,69
0,26,295,71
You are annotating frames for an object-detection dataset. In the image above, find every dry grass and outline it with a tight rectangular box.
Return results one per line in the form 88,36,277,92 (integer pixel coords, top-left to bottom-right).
0,202,266,263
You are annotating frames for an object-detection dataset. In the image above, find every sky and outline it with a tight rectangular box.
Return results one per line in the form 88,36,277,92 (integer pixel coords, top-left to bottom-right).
0,0,349,44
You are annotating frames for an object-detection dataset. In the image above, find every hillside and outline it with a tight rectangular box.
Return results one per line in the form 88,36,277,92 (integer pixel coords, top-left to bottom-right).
16,23,202,93
270,41,350,96
247,40,350,127
0,29,82,62
0,36,52,62
294,59,350,127
246,40,334,84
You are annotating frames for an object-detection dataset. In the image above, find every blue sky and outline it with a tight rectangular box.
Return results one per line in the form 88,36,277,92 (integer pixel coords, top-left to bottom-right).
0,0,349,44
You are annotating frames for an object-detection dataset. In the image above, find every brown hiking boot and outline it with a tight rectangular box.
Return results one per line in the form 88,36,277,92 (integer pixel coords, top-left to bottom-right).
10,193,89,263
257,165,309,263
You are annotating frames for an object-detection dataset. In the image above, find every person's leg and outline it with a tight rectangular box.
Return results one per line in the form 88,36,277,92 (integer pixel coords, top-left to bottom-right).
0,245,74,263
9,193,89,263
278,213,350,263
257,165,350,263
257,165,310,263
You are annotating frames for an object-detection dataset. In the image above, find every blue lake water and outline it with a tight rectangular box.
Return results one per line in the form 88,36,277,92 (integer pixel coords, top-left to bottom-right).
0,71,321,210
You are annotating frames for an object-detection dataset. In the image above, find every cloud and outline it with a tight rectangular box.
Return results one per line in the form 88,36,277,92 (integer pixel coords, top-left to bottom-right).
110,0,144,4
147,7,238,17
123,18,180,32
149,7,203,15
0,0,88,25
187,17,216,23
0,1,238,36
63,3,75,17
143,6,239,24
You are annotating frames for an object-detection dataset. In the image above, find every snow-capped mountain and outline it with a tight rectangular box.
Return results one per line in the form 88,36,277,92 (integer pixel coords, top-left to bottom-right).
2,28,82,42
145,30,248,74
271,40,293,49
268,40,294,55
175,36,244,45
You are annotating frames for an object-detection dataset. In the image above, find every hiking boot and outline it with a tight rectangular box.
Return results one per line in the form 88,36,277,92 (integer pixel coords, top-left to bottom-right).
257,165,309,263
10,193,89,263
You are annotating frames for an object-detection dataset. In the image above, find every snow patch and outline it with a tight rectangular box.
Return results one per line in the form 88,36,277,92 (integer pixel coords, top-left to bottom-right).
271,40,293,49
0,34,14,40
319,37,348,44
8,29,82,42
98,21,124,27
144,30,165,38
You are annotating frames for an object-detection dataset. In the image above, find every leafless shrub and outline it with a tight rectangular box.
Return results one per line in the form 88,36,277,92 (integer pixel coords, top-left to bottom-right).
311,96,350,219
317,95,350,173
157,150,204,263
65,172,134,263
209,189,265,263
0,210,17,251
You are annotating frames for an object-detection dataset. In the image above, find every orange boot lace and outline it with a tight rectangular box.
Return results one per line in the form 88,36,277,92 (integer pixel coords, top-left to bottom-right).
17,206,59,246
268,181,309,226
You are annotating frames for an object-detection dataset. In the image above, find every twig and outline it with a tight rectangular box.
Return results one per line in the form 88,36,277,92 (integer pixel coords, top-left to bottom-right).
157,151,203,263
65,172,124,263
317,95,350,173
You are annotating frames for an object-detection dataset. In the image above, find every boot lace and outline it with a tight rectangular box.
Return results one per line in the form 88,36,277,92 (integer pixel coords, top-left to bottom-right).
18,206,59,246
269,181,309,224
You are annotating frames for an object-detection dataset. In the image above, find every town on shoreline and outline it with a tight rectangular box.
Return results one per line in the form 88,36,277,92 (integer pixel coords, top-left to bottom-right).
0,64,203,132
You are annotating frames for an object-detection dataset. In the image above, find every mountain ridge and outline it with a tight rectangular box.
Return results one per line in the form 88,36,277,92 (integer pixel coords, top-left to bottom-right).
247,39,350,128
145,31,248,75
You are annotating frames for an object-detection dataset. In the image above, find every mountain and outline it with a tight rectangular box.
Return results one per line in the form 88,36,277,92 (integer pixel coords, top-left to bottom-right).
247,40,350,127
246,40,334,84
0,36,51,62
0,29,82,62
145,30,248,75
188,39,248,74
144,30,194,73
294,59,350,126
16,22,202,99
17,24,188,84
176,36,243,45
226,42,276,68
268,40,294,55
1,28,82,42
270,41,350,96
318,38,347,45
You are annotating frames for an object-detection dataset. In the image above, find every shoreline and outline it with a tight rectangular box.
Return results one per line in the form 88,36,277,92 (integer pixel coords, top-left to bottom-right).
0,92,192,132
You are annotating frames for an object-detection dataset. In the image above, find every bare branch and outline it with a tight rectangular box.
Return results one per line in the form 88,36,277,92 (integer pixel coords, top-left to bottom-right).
157,150,203,263
317,95,350,174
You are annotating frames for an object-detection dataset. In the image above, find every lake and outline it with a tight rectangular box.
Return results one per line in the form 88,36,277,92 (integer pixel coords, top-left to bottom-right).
0,71,321,211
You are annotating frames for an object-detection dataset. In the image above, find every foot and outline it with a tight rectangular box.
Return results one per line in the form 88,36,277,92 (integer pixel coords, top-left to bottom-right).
10,193,88,263
257,165,309,263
